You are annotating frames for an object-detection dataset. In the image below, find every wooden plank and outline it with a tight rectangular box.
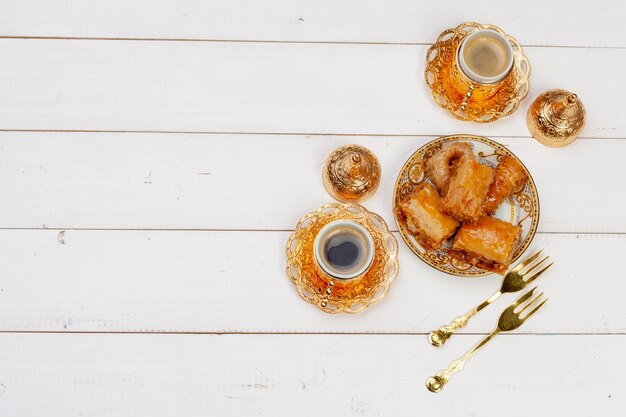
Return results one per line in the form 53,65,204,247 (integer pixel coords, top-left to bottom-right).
0,229,623,333
0,132,623,233
0,40,622,138
2,0,625,48
0,333,623,416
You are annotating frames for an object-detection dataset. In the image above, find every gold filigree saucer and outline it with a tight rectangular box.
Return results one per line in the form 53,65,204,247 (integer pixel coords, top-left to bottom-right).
286,203,398,313
425,22,531,123
393,135,540,277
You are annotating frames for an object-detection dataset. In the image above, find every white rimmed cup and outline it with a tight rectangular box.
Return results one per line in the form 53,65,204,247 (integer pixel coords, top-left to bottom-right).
452,29,515,108
313,220,375,282
457,29,514,85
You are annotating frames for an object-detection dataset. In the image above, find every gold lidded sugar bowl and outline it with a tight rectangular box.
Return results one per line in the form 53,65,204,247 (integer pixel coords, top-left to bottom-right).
322,144,381,204
526,89,586,147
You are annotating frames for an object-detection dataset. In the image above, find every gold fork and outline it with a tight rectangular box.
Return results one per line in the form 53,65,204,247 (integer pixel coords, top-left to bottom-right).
429,250,553,347
426,287,548,392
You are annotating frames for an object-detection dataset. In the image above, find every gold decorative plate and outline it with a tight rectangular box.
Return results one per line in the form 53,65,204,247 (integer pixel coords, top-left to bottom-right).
393,135,539,277
425,22,531,123
286,203,399,313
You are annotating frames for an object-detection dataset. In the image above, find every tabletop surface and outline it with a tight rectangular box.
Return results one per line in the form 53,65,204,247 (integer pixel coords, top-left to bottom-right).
2,1,626,415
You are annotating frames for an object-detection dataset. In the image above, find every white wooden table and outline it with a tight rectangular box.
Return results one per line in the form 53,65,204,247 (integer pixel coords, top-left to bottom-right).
1,1,626,415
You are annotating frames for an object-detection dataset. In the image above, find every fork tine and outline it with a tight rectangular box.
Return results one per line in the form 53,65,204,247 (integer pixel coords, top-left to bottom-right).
520,255,549,277
523,261,555,283
521,298,548,320
511,286,537,308
519,291,545,315
509,250,543,274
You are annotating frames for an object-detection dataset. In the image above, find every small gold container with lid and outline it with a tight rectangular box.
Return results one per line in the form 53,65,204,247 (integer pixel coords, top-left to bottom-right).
322,144,381,203
526,89,586,147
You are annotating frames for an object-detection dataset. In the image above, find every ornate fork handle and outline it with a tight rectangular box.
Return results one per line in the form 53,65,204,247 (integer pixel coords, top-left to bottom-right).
428,309,476,347
426,330,499,393
428,291,501,347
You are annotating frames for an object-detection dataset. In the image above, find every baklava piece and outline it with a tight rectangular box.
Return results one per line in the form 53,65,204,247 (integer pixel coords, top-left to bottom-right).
424,142,473,194
448,216,522,274
483,155,529,214
441,156,494,223
395,183,460,250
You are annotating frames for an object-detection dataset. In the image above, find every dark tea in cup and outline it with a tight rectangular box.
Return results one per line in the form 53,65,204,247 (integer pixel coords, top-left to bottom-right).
314,220,375,281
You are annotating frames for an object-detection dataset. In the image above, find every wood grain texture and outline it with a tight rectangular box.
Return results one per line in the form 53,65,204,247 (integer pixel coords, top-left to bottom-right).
2,0,625,47
0,132,623,233
0,333,624,416
2,2,626,415
0,229,623,333
0,40,623,138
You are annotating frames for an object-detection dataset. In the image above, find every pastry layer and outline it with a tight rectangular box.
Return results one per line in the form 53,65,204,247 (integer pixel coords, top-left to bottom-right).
484,155,529,214
442,156,494,223
449,216,521,274
424,142,473,194
396,183,460,250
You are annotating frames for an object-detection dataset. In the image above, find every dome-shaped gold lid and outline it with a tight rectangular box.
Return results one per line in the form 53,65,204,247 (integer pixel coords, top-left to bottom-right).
322,145,381,203
526,89,586,147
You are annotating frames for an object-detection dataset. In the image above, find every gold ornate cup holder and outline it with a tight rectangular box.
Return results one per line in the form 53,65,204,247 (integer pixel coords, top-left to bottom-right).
286,203,398,314
425,22,531,123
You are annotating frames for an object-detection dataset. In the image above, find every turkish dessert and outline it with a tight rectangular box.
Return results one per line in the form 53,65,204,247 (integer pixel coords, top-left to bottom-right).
448,216,521,274
395,183,460,250
483,155,528,214
425,142,473,194
441,155,494,224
